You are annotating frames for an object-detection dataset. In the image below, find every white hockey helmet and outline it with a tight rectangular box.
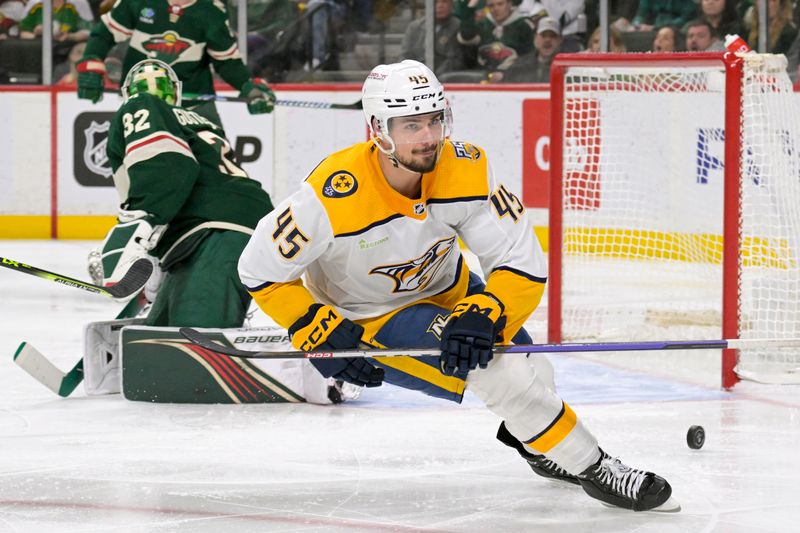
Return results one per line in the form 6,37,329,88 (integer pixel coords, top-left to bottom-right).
362,60,451,154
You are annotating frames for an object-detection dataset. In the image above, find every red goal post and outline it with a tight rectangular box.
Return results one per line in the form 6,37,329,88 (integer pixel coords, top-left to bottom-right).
547,52,800,388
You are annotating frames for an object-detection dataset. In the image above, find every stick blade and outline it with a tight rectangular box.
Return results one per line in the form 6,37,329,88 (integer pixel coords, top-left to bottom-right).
105,258,153,301
14,342,83,397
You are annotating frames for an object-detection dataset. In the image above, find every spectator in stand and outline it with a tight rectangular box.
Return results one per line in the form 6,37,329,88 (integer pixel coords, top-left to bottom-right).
55,40,87,84
304,0,348,70
698,0,745,39
585,24,627,52
632,0,697,32
744,0,797,54
457,0,535,71
580,1,640,33
489,15,562,83
652,25,681,51
0,0,25,40
231,0,299,81
515,0,586,52
685,19,726,50
19,0,94,42
402,0,465,75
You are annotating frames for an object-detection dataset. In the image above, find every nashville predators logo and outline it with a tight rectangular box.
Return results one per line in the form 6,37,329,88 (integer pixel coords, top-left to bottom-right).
323,171,358,198
451,141,481,162
370,236,456,293
426,313,449,340
142,32,192,63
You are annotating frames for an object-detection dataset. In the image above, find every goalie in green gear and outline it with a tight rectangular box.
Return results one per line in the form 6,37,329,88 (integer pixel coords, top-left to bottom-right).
94,58,274,328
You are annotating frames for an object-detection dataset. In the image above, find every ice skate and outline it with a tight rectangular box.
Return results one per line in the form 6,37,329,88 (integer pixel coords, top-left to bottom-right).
578,449,680,512
496,422,580,485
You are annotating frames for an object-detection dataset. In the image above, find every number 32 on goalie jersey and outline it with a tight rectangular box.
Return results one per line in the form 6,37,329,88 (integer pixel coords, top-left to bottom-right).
272,207,310,259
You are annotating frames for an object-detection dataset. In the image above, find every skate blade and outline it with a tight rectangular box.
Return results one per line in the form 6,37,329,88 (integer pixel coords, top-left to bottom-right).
650,496,681,513
599,496,681,513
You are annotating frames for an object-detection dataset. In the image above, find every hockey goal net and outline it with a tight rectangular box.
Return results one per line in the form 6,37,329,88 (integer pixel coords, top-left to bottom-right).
548,52,800,388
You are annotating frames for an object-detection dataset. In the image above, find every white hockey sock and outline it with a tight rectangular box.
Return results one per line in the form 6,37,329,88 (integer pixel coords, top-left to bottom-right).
467,352,600,474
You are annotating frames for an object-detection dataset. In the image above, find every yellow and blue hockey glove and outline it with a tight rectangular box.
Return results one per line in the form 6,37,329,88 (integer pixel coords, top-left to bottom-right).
239,77,276,115
288,304,384,388
440,293,506,376
77,57,106,103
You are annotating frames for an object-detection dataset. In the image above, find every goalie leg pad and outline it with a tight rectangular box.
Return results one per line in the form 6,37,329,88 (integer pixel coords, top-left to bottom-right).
121,326,346,404
83,317,146,395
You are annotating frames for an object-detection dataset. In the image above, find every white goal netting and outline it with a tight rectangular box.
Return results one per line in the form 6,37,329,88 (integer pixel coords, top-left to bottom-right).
554,54,800,384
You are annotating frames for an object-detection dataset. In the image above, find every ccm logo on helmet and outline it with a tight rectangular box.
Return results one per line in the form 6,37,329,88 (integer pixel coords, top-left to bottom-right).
413,93,436,101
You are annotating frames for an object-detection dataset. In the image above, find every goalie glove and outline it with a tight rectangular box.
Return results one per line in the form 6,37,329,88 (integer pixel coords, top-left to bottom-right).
440,293,507,376
77,57,106,103
239,77,276,115
288,304,384,388
98,212,164,287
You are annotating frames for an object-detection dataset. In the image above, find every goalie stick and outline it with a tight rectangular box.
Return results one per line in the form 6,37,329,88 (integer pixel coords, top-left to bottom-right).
180,327,800,360
13,297,146,397
0,256,153,301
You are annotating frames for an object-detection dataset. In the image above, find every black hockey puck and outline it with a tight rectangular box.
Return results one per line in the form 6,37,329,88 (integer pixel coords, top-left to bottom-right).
687,425,705,449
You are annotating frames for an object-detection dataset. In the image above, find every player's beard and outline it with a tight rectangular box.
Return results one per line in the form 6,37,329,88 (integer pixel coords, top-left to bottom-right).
396,142,440,173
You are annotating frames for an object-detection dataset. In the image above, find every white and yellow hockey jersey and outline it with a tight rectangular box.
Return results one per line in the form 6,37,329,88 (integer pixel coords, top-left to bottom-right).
238,139,547,342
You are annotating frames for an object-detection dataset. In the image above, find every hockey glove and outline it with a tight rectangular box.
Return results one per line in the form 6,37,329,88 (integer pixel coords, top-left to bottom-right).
239,78,276,115
440,293,506,376
98,212,163,287
77,57,106,103
288,304,384,388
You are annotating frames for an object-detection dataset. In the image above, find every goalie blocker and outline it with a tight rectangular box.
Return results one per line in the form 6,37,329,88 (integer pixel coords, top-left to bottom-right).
84,322,355,404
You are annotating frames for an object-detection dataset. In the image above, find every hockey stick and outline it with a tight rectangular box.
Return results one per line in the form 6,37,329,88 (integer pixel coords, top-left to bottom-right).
0,256,153,302
180,327,800,360
101,89,362,110
13,296,146,397
182,93,363,110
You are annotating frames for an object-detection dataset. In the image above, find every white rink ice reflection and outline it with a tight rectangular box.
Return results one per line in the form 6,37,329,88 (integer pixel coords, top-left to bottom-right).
0,241,799,533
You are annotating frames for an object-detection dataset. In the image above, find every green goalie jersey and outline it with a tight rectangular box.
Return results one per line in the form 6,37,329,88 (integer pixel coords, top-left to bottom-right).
85,0,251,95
107,92,273,267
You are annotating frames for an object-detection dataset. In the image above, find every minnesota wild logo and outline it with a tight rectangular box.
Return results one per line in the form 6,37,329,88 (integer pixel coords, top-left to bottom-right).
142,31,192,62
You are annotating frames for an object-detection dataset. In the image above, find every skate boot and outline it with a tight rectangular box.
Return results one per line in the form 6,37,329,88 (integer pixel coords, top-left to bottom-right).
496,422,580,485
327,379,362,404
578,449,680,512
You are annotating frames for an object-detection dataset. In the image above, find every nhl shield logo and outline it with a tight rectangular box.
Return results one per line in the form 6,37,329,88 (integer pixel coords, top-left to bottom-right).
74,112,115,186
84,121,112,179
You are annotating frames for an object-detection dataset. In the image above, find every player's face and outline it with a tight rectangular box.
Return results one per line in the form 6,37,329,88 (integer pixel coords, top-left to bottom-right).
388,112,446,173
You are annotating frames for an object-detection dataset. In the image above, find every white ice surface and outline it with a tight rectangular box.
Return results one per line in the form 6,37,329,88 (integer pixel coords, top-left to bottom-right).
1,241,799,532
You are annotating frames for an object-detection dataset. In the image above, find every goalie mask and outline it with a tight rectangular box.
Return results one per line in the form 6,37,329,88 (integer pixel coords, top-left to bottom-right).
362,60,452,169
122,59,182,106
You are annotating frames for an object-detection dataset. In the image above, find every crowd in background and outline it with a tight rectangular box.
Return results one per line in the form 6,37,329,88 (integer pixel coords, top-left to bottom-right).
3,0,800,85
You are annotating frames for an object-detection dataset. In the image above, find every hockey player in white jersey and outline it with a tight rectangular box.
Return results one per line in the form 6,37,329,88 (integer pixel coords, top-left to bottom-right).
238,60,679,512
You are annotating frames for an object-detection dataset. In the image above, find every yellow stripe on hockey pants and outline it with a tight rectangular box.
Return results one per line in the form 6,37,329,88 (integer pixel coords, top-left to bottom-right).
523,401,577,453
